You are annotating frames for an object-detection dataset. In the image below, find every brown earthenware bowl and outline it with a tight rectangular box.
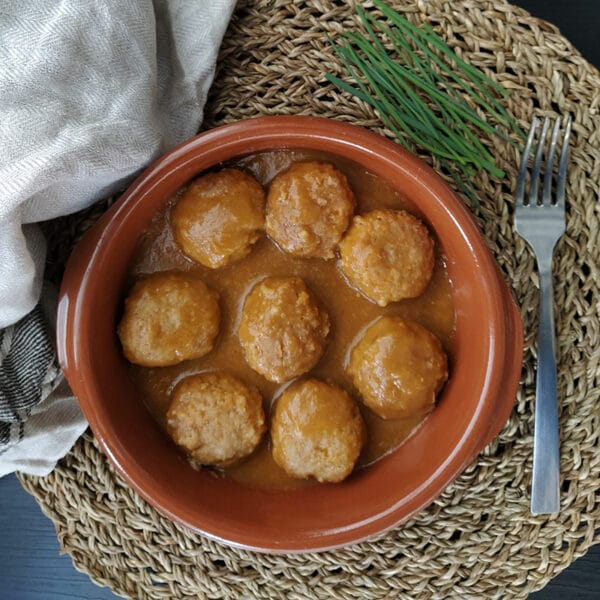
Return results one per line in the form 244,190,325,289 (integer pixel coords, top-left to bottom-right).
57,116,523,552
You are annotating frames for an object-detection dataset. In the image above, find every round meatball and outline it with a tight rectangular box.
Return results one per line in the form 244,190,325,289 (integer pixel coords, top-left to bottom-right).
338,209,435,306
238,276,330,383
265,161,355,259
171,168,265,269
166,372,265,467
347,317,448,419
118,271,220,367
271,379,366,483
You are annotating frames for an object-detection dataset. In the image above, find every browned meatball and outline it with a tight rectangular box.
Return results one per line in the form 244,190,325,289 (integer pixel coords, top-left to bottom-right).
171,168,265,269
118,271,220,367
265,161,355,259
271,379,366,483
166,372,265,467
347,317,448,419
339,209,435,306
238,276,330,383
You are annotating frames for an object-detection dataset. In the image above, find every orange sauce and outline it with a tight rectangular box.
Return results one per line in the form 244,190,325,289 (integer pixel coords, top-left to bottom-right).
126,150,455,490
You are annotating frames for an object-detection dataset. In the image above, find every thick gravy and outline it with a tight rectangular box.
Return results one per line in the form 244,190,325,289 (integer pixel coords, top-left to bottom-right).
126,150,455,490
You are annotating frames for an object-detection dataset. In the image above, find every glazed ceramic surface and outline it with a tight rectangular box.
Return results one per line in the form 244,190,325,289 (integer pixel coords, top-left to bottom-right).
57,116,523,552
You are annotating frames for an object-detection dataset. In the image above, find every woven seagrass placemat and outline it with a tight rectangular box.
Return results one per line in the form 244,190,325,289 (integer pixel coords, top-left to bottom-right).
18,0,600,598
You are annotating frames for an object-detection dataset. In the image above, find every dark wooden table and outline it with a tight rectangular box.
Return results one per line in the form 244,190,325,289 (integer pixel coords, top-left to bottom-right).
0,2,598,598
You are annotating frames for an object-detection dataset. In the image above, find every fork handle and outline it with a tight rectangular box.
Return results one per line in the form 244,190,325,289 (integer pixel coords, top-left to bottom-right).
531,265,560,514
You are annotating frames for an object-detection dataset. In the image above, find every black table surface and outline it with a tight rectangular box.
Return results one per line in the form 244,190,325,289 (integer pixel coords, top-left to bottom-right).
0,2,598,599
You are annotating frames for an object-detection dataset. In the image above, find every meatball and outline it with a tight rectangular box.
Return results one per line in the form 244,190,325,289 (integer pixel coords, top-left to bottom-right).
338,209,435,306
166,372,265,467
347,317,448,419
271,379,366,483
118,271,220,367
265,161,355,259
238,276,330,383
171,168,265,269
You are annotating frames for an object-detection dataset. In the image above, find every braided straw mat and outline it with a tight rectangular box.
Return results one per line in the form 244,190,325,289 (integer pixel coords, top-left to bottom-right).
17,0,600,598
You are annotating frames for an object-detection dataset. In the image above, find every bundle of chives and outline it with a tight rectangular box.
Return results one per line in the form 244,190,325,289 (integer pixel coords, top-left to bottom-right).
326,0,524,210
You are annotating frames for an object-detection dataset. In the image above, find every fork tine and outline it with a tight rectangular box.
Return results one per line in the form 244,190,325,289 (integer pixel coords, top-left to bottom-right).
556,115,573,208
542,119,561,206
529,117,550,206
516,117,539,206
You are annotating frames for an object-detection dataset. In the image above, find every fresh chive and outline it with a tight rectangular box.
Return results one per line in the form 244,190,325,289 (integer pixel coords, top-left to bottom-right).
343,32,498,166
377,7,523,137
372,0,507,95
346,31,507,172
325,1,523,212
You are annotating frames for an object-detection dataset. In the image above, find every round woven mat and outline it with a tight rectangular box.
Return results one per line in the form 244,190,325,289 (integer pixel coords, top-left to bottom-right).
18,0,600,598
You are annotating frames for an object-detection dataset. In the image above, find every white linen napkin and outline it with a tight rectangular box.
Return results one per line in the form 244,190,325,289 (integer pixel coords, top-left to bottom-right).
0,0,236,477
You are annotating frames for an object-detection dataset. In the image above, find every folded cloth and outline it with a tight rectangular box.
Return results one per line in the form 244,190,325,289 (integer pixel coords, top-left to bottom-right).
0,0,236,476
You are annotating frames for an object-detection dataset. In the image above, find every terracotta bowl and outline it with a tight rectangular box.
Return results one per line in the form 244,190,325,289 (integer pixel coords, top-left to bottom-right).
57,116,523,553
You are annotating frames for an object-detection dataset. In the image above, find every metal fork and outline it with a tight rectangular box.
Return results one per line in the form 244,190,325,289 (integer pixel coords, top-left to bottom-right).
514,115,572,514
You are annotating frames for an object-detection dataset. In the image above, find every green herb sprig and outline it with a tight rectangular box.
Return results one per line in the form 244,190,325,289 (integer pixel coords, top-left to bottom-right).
326,0,524,210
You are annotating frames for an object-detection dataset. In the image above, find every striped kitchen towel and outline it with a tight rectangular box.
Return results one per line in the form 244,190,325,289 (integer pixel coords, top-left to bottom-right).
0,0,236,476
0,296,84,476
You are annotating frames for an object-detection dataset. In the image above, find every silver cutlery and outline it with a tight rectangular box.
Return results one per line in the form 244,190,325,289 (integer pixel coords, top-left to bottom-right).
514,115,572,514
